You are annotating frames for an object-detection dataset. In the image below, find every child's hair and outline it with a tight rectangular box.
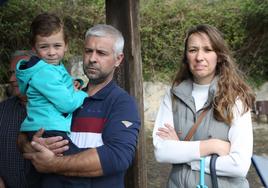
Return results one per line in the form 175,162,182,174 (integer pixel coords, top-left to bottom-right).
29,12,68,46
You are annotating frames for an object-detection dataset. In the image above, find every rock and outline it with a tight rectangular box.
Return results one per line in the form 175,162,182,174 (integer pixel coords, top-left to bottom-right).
143,81,170,128
67,56,89,86
258,115,268,123
256,82,268,101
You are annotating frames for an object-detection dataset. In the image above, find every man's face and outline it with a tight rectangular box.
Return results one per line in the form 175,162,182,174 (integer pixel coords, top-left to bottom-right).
83,36,123,85
8,56,29,97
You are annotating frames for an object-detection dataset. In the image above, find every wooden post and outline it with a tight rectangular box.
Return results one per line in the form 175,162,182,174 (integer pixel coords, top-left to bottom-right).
105,1,147,188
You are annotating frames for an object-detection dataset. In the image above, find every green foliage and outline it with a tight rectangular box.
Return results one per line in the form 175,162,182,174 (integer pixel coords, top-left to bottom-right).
0,0,105,83
237,0,268,86
0,0,267,87
140,0,268,86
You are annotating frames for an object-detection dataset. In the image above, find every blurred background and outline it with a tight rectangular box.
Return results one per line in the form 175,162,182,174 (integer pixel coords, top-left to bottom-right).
1,0,267,187
0,0,267,86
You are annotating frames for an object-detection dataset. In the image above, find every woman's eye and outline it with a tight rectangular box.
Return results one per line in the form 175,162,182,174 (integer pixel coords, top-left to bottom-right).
205,48,214,52
188,49,196,53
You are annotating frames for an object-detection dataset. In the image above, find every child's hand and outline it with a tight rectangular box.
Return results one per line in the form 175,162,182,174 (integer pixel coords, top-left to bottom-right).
73,80,82,91
73,78,84,90
156,123,181,141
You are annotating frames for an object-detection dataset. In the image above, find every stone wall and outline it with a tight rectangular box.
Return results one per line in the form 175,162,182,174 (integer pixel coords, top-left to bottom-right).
256,82,268,101
143,81,268,127
143,81,170,129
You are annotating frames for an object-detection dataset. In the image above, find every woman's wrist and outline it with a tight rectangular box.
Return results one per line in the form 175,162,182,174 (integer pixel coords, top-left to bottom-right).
199,139,217,156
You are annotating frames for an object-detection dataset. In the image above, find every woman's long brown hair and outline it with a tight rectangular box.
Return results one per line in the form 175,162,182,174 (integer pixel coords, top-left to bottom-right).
172,24,255,125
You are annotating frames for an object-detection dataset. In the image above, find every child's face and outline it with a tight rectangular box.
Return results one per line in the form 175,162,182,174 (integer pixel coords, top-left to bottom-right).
34,29,67,65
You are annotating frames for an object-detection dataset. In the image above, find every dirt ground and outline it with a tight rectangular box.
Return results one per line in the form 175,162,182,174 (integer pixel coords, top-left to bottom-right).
146,121,268,188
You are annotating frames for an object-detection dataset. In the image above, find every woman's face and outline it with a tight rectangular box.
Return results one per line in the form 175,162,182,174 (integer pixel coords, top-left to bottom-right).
186,33,218,84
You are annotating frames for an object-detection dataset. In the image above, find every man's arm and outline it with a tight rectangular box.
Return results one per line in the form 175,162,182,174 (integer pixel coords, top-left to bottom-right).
19,129,102,176
23,142,103,177
23,92,140,177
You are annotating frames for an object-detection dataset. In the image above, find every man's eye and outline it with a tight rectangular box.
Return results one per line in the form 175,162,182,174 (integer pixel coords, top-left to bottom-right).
98,52,106,56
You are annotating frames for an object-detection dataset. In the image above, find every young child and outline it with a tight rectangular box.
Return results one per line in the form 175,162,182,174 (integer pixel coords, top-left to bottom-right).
15,13,91,187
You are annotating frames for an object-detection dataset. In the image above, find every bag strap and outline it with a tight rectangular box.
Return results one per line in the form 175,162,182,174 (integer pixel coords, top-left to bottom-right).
210,154,219,188
184,106,210,141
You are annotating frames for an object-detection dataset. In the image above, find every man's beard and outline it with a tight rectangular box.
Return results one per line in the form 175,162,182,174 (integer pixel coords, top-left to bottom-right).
84,66,113,85
87,73,110,85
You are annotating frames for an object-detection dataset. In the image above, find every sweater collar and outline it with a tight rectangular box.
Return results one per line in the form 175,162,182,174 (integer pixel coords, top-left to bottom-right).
84,80,117,100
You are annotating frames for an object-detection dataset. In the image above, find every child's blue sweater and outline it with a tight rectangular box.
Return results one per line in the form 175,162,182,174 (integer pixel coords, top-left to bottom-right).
16,58,88,132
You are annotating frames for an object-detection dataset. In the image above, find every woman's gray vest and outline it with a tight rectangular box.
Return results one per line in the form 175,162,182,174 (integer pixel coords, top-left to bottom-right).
167,78,249,188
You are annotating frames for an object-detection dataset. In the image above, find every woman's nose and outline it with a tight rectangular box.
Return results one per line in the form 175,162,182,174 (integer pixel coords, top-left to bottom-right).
196,50,204,61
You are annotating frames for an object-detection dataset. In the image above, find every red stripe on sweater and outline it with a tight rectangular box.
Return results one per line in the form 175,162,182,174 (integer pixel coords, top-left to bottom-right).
72,117,106,133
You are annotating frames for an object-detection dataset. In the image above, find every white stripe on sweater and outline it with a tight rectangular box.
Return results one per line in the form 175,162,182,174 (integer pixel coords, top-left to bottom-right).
69,132,103,148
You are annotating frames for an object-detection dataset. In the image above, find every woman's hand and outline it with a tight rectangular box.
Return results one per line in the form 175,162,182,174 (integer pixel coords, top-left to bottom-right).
200,138,230,157
156,123,181,141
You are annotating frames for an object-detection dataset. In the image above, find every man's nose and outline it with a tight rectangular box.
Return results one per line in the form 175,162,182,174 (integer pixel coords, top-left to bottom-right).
89,51,97,63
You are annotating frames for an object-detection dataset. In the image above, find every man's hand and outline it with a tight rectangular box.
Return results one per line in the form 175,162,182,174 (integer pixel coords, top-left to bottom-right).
32,129,69,155
23,141,57,173
18,128,69,155
0,177,5,188
23,141,103,177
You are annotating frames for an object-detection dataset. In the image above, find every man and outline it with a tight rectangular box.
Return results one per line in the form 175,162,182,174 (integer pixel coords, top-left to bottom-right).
22,24,141,188
0,50,35,188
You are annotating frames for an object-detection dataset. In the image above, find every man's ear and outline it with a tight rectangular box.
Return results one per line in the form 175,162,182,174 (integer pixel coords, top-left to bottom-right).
115,53,124,67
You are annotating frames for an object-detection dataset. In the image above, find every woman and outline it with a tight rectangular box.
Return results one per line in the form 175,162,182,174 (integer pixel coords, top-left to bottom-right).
153,24,255,187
